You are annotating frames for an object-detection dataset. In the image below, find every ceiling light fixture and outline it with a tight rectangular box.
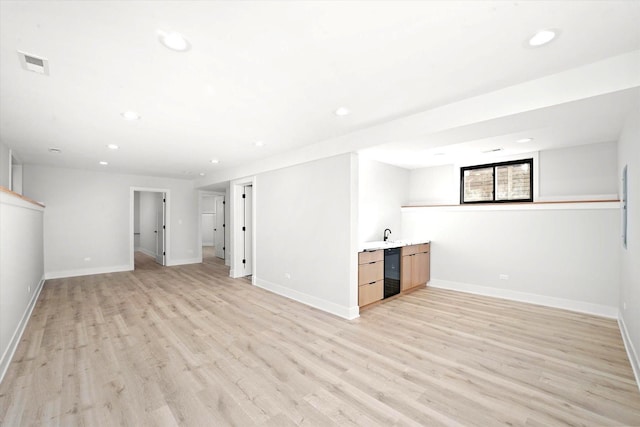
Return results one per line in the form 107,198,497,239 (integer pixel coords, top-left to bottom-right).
121,111,140,121
106,144,119,150
99,161,108,165
48,148,61,154
158,30,191,52
516,138,533,143
334,107,351,117
210,159,219,164
199,172,206,176
254,140,265,147
528,29,557,47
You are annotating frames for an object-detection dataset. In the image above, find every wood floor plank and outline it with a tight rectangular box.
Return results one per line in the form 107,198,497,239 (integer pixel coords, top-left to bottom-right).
1,250,639,426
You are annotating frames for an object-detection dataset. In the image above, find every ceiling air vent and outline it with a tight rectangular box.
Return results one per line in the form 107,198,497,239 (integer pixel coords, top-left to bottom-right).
18,51,49,75
482,148,503,154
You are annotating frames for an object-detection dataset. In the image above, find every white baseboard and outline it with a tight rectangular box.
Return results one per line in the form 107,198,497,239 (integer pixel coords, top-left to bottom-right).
0,275,45,384
618,314,640,392
167,257,201,267
45,265,131,280
254,277,359,320
429,279,618,319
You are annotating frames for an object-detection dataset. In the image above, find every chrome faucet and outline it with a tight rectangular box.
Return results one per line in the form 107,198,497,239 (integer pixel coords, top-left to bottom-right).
383,228,392,242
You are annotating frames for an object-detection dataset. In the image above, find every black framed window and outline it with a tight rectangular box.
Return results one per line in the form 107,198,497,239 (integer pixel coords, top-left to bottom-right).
461,158,533,204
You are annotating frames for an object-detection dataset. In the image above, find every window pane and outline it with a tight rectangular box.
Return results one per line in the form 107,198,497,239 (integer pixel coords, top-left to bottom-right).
463,167,493,202
496,163,530,200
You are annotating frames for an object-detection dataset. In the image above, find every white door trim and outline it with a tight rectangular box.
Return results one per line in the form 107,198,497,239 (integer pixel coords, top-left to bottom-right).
129,187,170,270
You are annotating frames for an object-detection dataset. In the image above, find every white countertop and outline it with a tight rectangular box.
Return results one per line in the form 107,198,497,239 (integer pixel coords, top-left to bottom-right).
359,240,430,252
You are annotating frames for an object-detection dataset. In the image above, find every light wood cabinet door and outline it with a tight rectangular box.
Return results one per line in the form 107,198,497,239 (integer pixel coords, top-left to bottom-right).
400,244,431,291
401,254,414,291
414,251,430,287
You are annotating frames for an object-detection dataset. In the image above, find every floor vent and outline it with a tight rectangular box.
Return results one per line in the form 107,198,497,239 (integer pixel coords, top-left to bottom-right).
18,51,49,75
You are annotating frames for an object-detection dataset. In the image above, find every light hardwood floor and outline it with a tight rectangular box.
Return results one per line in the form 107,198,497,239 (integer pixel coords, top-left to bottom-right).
1,253,639,426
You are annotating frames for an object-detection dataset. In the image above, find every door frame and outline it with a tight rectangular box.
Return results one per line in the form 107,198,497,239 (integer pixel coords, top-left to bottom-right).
230,176,256,281
129,187,170,269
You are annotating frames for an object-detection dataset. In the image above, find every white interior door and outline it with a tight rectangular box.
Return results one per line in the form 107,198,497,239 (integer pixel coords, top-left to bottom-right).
202,214,215,246
214,196,225,259
155,193,166,265
243,186,253,276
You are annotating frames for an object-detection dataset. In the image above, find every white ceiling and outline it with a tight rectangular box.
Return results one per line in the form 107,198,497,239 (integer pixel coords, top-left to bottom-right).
1,1,639,181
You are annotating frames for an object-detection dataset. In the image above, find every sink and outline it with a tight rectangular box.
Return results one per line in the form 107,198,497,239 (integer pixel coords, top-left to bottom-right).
360,240,404,251
359,239,430,252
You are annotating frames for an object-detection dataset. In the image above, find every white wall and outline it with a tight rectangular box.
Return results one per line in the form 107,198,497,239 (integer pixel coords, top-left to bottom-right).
0,191,44,382
403,204,619,316
618,107,640,382
0,141,10,188
539,142,618,199
409,164,457,205
408,142,617,204
358,157,409,243
22,165,200,278
403,142,622,317
225,184,231,265
254,154,359,319
11,163,23,195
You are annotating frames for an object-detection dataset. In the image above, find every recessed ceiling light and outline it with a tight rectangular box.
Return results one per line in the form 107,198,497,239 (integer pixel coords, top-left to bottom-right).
434,152,446,156
334,107,351,117
106,144,119,150
121,111,140,121
199,172,206,176
210,159,219,164
528,29,557,47
99,161,108,165
48,148,61,154
254,140,265,147
158,30,191,52
516,138,533,143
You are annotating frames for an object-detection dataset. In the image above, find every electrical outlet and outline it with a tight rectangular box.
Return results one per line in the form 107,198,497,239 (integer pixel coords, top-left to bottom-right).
285,273,291,279
84,257,91,262
499,274,509,280
623,302,627,310
28,285,31,293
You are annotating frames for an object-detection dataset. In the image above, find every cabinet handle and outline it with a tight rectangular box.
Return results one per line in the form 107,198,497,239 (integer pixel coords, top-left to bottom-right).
369,281,376,285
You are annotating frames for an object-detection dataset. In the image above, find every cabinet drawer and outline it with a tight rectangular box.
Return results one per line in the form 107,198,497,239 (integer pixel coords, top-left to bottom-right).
358,261,383,286
359,250,383,264
359,280,383,306
402,243,429,256
415,243,430,254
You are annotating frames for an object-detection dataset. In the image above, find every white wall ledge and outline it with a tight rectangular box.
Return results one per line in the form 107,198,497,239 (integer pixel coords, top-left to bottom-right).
402,200,620,212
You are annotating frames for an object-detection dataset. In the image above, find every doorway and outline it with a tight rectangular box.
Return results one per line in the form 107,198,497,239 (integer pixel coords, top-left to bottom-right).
130,188,168,270
200,193,226,265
